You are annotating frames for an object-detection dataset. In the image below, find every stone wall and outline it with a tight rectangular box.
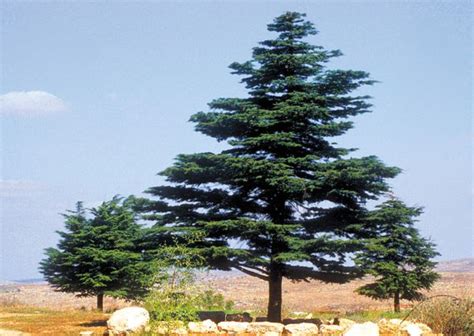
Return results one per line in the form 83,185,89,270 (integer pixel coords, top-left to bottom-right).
104,307,442,336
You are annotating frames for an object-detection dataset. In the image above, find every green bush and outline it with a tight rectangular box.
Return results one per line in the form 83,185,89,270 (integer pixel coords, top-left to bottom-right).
411,296,474,336
195,289,234,311
143,266,200,336
143,234,235,332
144,274,235,324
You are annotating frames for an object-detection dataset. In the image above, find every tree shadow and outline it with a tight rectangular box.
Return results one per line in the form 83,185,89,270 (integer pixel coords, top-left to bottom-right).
79,320,107,327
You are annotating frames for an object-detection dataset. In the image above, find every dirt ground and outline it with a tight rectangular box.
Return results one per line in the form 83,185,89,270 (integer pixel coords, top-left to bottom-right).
0,307,108,335
1,272,472,314
0,271,472,335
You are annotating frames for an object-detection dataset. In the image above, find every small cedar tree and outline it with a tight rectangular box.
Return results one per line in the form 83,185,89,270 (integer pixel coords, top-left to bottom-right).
40,196,156,311
355,199,440,312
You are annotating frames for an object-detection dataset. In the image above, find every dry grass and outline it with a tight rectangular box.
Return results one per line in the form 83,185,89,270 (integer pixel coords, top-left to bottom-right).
0,272,472,313
0,306,109,335
206,272,474,313
411,296,474,336
0,285,129,311
0,271,472,334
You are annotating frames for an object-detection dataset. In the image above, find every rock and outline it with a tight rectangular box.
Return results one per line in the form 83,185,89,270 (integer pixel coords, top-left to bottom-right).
265,332,282,336
402,322,435,336
416,323,433,332
188,319,218,333
332,318,356,330
319,324,345,336
378,318,400,335
404,323,423,336
79,332,94,336
283,323,319,336
247,322,285,335
378,319,436,336
226,312,253,322
106,307,149,335
282,319,322,326
343,322,379,336
218,321,250,333
198,311,226,323
154,321,188,335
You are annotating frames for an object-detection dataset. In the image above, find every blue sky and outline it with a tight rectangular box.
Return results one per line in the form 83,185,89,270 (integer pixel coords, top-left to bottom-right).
1,1,472,280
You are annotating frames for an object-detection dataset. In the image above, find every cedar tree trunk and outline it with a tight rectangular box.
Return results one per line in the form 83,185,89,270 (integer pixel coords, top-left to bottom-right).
97,293,104,312
267,265,283,322
394,291,400,313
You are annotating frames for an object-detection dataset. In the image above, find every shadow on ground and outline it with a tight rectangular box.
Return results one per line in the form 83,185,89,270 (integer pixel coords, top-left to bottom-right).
79,319,107,327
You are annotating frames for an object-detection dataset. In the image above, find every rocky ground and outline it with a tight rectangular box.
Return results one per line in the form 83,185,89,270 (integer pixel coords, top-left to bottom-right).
0,271,472,313
207,271,474,313
0,260,471,335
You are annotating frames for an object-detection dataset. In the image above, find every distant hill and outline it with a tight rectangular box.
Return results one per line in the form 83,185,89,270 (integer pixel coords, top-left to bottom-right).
13,278,45,284
1,259,473,286
436,258,474,272
0,278,45,286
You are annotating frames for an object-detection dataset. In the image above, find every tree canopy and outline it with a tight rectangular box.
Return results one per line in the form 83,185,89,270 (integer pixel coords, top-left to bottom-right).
143,11,401,321
40,197,156,311
355,199,440,312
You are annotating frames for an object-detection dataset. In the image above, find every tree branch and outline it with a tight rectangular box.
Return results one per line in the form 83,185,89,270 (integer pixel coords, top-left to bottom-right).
233,264,269,281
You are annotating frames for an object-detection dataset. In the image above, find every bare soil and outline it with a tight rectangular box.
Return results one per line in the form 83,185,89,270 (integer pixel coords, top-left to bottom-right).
1,272,472,314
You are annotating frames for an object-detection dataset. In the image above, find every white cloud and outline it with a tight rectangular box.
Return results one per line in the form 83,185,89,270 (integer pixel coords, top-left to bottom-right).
0,91,68,116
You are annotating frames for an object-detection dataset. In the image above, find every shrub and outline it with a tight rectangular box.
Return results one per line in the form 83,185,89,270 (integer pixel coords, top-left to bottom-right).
195,289,234,311
144,251,201,323
411,296,474,336
144,271,235,324
143,237,234,332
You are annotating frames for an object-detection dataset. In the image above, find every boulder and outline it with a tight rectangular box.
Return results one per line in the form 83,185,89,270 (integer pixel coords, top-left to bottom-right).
332,318,356,330
319,324,345,336
282,318,322,326
378,318,399,335
404,323,423,336
402,322,435,336
378,319,436,336
154,321,188,335
415,323,433,333
188,319,218,334
0,330,31,336
226,312,253,322
79,332,94,336
218,321,250,333
343,322,379,336
198,311,226,323
247,322,285,335
106,307,149,335
283,323,319,336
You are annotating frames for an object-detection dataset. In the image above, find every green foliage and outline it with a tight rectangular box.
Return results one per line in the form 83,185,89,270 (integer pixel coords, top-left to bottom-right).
40,196,156,307
143,11,400,320
412,297,474,336
144,277,200,323
355,199,440,311
195,290,235,311
144,235,232,325
143,233,201,321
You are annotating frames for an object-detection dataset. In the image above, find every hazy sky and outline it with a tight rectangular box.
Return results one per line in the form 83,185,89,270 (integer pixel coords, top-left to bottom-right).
1,1,472,280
